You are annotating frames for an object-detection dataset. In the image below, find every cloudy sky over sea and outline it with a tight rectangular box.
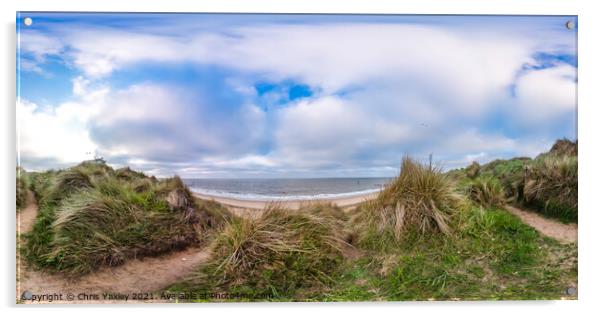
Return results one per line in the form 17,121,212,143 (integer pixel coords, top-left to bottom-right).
17,13,577,177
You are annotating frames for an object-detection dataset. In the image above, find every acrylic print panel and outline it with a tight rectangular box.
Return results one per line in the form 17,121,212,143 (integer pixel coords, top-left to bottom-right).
16,12,577,303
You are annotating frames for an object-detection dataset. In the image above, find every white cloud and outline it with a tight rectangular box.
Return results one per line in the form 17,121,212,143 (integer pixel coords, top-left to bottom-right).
17,99,98,168
272,95,414,169
512,64,577,123
19,31,63,62
19,59,45,75
437,129,553,168
17,20,577,176
67,29,194,77
214,24,533,114
18,78,267,172
22,23,541,104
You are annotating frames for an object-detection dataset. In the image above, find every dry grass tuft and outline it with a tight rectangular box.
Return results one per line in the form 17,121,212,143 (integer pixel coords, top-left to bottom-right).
548,138,577,157
192,203,349,294
465,161,480,179
467,176,508,208
352,157,466,249
523,155,577,221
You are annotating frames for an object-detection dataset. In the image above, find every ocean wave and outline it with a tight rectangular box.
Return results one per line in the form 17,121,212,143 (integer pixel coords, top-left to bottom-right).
189,187,383,201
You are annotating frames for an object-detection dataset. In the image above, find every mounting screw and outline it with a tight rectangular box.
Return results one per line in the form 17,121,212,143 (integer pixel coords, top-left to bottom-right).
565,20,575,30
21,290,32,300
566,287,577,296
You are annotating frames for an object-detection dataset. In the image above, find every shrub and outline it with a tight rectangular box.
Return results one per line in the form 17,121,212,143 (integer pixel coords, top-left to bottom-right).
352,157,466,249
465,162,480,179
467,176,507,208
188,204,348,297
523,155,577,222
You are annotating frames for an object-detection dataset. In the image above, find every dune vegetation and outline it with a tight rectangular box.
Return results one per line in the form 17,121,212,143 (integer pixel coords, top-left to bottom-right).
456,139,578,223
350,157,466,250
21,159,231,276
18,139,577,301
167,144,577,301
171,204,351,299
16,167,29,211
466,176,508,209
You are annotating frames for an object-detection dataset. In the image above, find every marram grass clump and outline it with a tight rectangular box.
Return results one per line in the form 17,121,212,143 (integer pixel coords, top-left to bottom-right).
465,161,480,179
185,204,349,299
28,170,57,201
482,158,530,202
46,184,197,274
16,167,29,210
115,166,147,181
547,138,577,157
22,160,230,276
467,176,508,208
44,168,93,205
352,157,466,250
523,155,577,222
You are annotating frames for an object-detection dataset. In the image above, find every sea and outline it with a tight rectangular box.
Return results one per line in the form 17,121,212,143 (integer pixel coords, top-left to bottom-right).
183,177,393,201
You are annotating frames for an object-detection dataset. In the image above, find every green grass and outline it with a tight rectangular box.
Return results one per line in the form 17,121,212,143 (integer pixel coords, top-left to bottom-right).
481,158,530,200
22,160,231,276
27,170,57,202
312,208,576,301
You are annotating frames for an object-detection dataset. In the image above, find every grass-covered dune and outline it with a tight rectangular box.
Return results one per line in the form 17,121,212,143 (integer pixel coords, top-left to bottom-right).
172,204,351,299
453,139,578,223
168,154,576,301
18,141,577,300
21,159,231,276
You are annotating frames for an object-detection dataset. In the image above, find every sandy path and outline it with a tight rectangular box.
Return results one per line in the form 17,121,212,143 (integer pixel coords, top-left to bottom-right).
17,191,38,299
17,193,210,304
505,205,577,244
19,247,209,303
17,191,38,234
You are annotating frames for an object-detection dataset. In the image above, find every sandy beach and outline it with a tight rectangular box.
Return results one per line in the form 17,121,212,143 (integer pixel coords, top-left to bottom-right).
194,191,380,212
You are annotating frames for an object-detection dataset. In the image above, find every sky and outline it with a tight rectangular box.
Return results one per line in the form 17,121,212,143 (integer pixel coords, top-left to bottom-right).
16,13,577,178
